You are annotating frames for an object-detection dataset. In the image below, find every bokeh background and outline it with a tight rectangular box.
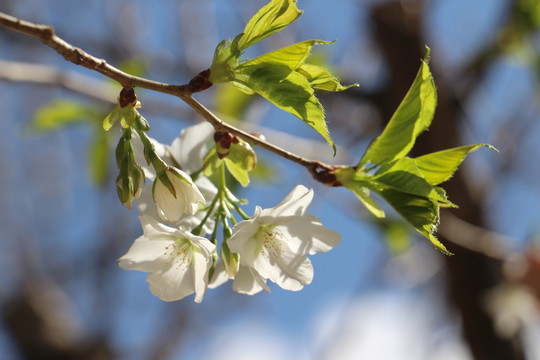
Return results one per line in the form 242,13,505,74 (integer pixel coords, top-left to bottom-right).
1,0,540,359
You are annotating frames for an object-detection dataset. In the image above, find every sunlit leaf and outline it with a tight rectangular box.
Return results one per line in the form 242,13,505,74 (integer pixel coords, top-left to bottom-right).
202,147,220,179
298,63,357,92
238,40,332,70
238,0,302,51
351,186,386,218
335,167,385,218
103,105,138,131
373,157,454,206
103,106,121,131
415,144,496,185
224,142,257,187
336,163,452,254
235,63,335,153
359,48,436,166
376,188,450,255
209,34,243,84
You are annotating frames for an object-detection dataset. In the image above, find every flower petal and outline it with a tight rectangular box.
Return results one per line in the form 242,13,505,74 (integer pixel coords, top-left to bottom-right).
227,214,261,266
170,122,214,173
191,246,213,303
233,266,269,295
253,238,314,291
208,263,230,289
154,179,184,222
275,215,341,255
154,169,205,222
147,261,195,302
135,183,159,218
260,185,313,219
118,236,172,272
140,214,179,239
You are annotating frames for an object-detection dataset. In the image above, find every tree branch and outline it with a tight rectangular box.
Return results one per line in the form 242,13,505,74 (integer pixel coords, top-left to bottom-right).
0,59,116,103
0,11,339,183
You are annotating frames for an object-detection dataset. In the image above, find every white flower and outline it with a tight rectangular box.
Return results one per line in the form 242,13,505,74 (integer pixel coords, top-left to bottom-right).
153,167,205,222
227,185,340,293
170,121,214,173
118,215,215,302
137,176,217,236
207,263,266,295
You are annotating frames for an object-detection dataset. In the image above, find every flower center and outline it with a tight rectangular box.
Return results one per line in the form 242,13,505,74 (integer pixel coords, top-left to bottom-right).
163,239,192,270
256,225,284,259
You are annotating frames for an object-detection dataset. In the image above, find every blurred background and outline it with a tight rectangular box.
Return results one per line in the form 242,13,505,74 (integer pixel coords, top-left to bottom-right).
1,0,540,359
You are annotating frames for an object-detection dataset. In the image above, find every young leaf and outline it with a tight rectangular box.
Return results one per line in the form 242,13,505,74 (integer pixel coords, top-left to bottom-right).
375,188,450,255
235,63,335,153
238,0,302,51
350,186,386,218
415,144,497,185
103,105,121,131
298,63,358,92
224,142,257,187
238,40,332,71
337,161,453,253
103,105,138,131
209,34,243,84
202,147,220,179
359,48,436,167
373,157,454,207
335,167,385,218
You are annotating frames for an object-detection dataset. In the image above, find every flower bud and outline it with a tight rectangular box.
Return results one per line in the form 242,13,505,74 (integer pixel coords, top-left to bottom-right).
152,166,205,222
115,129,145,209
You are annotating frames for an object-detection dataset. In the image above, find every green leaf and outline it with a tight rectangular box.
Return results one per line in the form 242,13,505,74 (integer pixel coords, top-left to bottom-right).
373,157,454,206
103,105,138,131
209,34,243,84
119,106,138,129
88,129,109,185
376,188,450,255
238,0,302,51
32,100,101,132
337,162,452,254
297,63,358,92
415,144,496,185
202,147,220,179
335,167,385,218
351,186,386,218
103,105,121,131
359,48,436,166
238,40,332,71
224,142,257,187
235,63,335,153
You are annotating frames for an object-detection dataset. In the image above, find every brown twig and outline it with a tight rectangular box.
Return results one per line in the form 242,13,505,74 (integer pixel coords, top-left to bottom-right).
0,11,340,183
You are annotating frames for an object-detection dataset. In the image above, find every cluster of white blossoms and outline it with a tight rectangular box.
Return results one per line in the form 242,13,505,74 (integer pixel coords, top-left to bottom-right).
118,122,340,302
